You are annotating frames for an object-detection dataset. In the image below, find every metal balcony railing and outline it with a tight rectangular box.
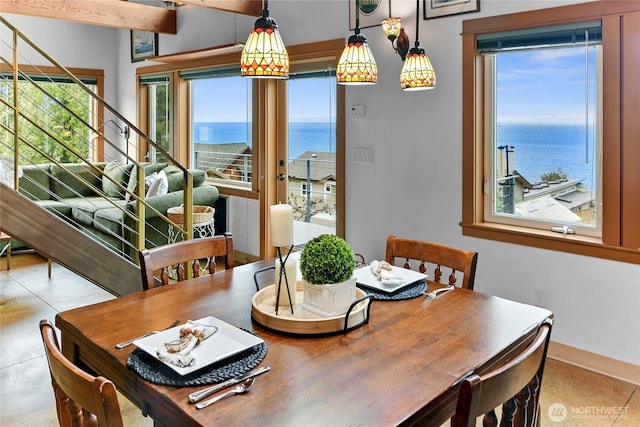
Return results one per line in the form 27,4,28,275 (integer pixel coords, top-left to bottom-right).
0,16,197,264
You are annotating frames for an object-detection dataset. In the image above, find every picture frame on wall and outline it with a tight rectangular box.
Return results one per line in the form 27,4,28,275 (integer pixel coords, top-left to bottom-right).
423,0,479,19
349,0,391,30
130,30,158,62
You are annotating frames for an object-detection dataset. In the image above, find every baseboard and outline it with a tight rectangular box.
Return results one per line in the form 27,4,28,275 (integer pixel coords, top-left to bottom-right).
547,341,640,386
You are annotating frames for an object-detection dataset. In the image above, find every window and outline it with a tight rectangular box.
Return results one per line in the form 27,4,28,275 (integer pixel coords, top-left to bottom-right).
462,2,640,263
480,22,602,238
141,75,171,163
324,183,333,203
1,72,99,164
184,70,252,188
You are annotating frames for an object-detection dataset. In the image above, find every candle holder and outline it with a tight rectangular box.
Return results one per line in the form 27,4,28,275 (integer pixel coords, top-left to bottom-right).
274,245,295,315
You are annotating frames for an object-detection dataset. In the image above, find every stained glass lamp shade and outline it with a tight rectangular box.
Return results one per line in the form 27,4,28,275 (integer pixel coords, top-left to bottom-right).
241,4,289,79
336,33,378,85
400,45,436,90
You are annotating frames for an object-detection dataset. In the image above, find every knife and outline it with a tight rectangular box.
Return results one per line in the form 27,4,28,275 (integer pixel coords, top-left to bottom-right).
115,319,180,349
188,366,270,403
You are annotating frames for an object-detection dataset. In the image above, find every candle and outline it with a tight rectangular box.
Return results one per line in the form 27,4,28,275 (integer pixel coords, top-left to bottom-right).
275,258,297,307
270,204,294,247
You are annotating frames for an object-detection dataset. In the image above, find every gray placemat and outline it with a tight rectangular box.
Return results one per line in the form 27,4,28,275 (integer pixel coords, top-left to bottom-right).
357,279,427,301
127,331,267,387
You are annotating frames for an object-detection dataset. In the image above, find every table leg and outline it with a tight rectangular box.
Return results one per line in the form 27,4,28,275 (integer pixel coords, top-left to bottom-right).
59,334,79,364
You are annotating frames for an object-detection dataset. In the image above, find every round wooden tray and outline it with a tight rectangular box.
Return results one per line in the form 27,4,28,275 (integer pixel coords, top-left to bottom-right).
251,282,371,336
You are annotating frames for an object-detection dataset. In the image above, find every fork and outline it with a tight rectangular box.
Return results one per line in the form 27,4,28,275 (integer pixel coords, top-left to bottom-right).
195,378,254,409
425,285,454,300
115,319,180,349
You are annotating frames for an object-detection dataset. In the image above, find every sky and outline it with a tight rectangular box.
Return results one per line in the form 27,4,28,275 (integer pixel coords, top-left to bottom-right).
496,45,597,125
192,45,597,126
193,76,335,123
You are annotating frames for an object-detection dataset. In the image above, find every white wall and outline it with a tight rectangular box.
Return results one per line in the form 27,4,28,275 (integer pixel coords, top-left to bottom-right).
5,0,639,367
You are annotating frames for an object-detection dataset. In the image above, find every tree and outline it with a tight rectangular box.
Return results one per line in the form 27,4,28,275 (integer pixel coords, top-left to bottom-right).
540,167,568,182
0,78,92,164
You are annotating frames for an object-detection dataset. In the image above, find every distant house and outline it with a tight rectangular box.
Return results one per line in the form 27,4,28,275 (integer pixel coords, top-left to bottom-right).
498,170,596,223
194,142,252,182
288,151,336,204
287,151,336,225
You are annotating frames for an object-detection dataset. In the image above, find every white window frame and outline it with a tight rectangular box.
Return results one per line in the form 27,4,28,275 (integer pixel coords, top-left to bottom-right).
482,50,603,238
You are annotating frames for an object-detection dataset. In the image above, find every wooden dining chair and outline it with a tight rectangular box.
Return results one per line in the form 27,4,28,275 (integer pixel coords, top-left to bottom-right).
385,235,478,290
451,318,553,427
39,319,124,427
138,232,234,290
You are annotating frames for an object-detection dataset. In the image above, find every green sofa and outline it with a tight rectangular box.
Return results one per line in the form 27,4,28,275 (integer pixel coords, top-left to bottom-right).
17,161,220,261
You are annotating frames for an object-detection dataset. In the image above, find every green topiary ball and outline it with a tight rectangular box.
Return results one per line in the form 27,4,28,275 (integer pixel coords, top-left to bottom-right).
300,234,356,285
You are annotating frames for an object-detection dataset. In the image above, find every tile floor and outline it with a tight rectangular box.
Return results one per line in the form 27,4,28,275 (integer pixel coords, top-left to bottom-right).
1,253,638,427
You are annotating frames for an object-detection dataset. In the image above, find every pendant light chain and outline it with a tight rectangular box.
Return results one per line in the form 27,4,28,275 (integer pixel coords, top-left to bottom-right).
399,0,436,91
414,0,420,47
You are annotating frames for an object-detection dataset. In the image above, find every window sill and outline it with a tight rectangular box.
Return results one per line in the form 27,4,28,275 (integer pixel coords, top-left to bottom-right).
461,221,640,264
210,180,259,200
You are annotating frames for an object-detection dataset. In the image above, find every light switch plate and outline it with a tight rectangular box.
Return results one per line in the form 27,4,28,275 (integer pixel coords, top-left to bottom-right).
352,148,373,163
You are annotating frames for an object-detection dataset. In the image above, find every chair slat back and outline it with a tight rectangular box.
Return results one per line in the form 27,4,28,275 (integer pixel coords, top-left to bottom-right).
452,319,553,427
385,235,478,290
139,232,234,290
39,319,124,427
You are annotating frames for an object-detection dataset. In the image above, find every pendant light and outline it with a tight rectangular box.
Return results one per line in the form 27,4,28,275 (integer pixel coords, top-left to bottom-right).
336,0,377,85
240,0,289,79
400,0,436,91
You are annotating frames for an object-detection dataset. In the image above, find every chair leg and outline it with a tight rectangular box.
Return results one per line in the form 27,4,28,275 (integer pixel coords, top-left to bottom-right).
48,258,52,278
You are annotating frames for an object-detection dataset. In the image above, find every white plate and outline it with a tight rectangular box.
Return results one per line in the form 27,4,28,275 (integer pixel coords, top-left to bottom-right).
133,316,264,376
354,265,428,294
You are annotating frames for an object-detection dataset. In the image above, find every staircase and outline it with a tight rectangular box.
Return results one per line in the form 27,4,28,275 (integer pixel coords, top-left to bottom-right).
0,182,142,295
0,17,197,296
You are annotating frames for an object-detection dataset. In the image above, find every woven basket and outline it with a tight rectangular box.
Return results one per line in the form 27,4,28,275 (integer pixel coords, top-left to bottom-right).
167,205,214,225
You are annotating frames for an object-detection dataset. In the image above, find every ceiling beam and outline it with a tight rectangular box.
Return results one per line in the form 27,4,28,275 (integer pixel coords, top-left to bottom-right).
176,0,262,16
1,0,177,34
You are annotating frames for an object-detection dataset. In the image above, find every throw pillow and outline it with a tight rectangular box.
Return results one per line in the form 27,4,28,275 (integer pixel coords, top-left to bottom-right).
102,161,134,198
164,165,207,192
145,169,169,198
124,162,168,203
164,166,184,192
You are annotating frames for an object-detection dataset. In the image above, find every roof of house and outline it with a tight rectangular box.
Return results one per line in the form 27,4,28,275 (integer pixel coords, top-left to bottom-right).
515,196,582,222
496,170,534,188
554,188,596,211
288,151,336,181
523,178,585,200
193,142,252,171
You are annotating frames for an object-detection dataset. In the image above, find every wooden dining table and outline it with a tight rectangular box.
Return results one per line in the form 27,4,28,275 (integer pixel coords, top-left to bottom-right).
55,259,553,427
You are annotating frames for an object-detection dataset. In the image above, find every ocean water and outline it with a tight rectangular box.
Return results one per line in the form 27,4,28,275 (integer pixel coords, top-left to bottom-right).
498,124,597,188
194,122,335,160
194,122,596,189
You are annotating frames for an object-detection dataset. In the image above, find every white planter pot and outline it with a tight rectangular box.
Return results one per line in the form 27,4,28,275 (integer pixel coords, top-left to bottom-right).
302,276,357,317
